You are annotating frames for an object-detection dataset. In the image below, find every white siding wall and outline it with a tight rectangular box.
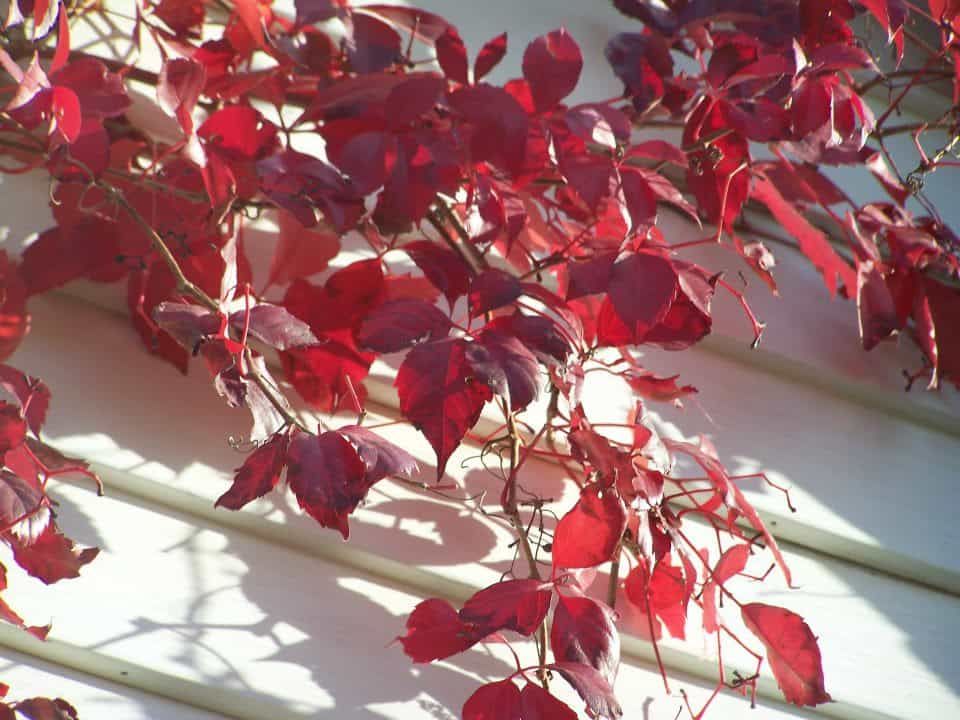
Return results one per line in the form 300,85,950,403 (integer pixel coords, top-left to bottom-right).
1,2,959,719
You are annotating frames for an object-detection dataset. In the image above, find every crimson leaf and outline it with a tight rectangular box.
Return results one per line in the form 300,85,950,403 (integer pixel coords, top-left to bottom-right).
522,29,582,112
215,432,289,510
285,429,369,539
397,597,485,662
396,339,492,479
459,578,551,635
519,683,577,720
462,680,521,720
741,603,831,707
551,484,626,568
551,595,620,688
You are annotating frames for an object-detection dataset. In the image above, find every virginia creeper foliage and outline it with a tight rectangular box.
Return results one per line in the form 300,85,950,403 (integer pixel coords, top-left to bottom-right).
1,0,959,716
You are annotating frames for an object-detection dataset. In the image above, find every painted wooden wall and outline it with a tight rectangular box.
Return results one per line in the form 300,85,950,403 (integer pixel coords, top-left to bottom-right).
1,2,958,719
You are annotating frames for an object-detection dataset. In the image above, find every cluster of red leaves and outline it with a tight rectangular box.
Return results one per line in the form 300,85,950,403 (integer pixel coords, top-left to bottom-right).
0,0,956,717
0,351,100,639
608,0,960,388
0,682,78,720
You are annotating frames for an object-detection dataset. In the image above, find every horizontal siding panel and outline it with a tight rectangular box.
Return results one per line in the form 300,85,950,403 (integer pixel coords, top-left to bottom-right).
0,649,225,720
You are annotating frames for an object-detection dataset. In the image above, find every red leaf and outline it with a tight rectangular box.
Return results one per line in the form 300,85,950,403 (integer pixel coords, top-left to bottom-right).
396,339,492,478
436,27,469,85
624,369,696,403
604,252,678,343
49,86,80,143
522,29,582,112
402,241,472,307
459,578,551,635
230,303,318,350
468,269,523,316
9,524,98,585
215,433,289,510
551,595,620,687
397,598,485,662
448,84,529,173
337,425,418,484
751,175,855,298
12,697,79,720
742,603,831,706
0,365,49,435
519,683,577,720
51,58,130,119
267,211,340,287
0,469,45,540
625,554,690,639
551,484,626,568
465,331,540,411
346,13,402,74
462,680,521,720
0,403,25,456
665,438,792,586
157,57,206,136
549,661,622,719
857,260,898,350
475,33,508,81
285,430,370,539
566,253,616,301
280,343,372,414
0,254,28,362
355,298,452,353
353,5,451,42
684,99,750,229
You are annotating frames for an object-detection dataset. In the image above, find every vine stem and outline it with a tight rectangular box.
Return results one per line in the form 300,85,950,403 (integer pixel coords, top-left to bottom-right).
502,400,549,689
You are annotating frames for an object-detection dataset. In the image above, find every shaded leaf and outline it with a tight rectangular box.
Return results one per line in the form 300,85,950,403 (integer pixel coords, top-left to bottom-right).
286,429,369,539
551,595,620,687
465,332,540,411
215,433,289,510
355,299,452,353
396,339,492,478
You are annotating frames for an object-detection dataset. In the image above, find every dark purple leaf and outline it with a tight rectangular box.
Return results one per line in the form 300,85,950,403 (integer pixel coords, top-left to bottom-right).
402,240,472,306
337,425,418,484
356,298,452,353
230,303,318,350
468,269,523,316
465,332,540,410
551,595,620,688
286,429,370,539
